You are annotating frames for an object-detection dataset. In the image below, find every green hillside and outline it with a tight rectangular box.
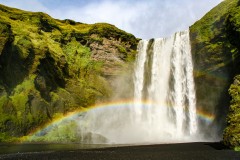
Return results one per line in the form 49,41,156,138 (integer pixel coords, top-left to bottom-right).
0,4,138,141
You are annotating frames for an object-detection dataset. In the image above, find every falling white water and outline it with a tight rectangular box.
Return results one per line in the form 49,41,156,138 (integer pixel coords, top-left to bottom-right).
133,40,148,122
77,30,199,144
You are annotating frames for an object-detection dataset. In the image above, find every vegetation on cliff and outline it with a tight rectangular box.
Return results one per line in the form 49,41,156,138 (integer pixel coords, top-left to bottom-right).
223,2,240,150
0,4,138,141
224,75,240,150
190,0,240,149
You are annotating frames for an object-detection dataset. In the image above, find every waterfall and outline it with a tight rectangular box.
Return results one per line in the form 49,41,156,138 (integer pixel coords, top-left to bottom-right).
133,30,197,138
77,30,199,144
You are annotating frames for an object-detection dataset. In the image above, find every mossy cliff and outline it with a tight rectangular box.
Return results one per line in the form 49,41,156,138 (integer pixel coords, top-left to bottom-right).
223,1,240,150
0,4,138,141
190,0,240,149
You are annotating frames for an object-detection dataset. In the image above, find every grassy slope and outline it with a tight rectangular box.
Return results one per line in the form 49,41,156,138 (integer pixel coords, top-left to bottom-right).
0,4,138,142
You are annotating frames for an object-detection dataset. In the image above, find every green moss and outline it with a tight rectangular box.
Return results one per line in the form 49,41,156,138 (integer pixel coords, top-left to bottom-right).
89,23,137,43
11,93,28,116
63,38,104,78
0,76,37,134
0,3,138,140
190,0,238,42
27,120,79,142
224,75,240,148
126,50,137,63
0,133,18,142
14,36,33,59
10,76,35,110
0,95,7,110
50,92,60,102
11,75,35,94
116,45,127,54
235,146,240,151
63,38,91,58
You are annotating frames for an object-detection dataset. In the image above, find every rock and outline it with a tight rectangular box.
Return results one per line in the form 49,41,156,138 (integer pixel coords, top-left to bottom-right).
190,0,239,139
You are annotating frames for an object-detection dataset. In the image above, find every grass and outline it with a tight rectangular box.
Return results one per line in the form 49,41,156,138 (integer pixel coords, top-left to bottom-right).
0,3,138,141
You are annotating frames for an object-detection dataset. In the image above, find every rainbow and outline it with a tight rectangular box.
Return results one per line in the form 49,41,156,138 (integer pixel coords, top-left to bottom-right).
21,100,215,142
197,108,215,123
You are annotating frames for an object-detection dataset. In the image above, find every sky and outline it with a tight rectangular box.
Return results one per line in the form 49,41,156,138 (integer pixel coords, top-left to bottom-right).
0,0,223,39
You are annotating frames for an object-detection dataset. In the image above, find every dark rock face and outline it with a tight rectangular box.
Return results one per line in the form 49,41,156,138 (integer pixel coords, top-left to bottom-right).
0,4,138,141
190,0,240,149
0,22,12,55
223,2,240,150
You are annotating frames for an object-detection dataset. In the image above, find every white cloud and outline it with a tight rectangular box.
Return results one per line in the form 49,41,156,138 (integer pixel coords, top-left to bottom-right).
49,0,223,39
125,0,223,39
0,0,49,13
50,0,150,36
0,0,223,39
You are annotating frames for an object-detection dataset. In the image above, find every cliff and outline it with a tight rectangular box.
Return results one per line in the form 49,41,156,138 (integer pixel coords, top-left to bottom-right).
0,4,138,141
223,1,240,150
190,0,240,149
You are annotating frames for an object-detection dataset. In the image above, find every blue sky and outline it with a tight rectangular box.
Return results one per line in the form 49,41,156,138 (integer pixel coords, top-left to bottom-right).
0,0,222,39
